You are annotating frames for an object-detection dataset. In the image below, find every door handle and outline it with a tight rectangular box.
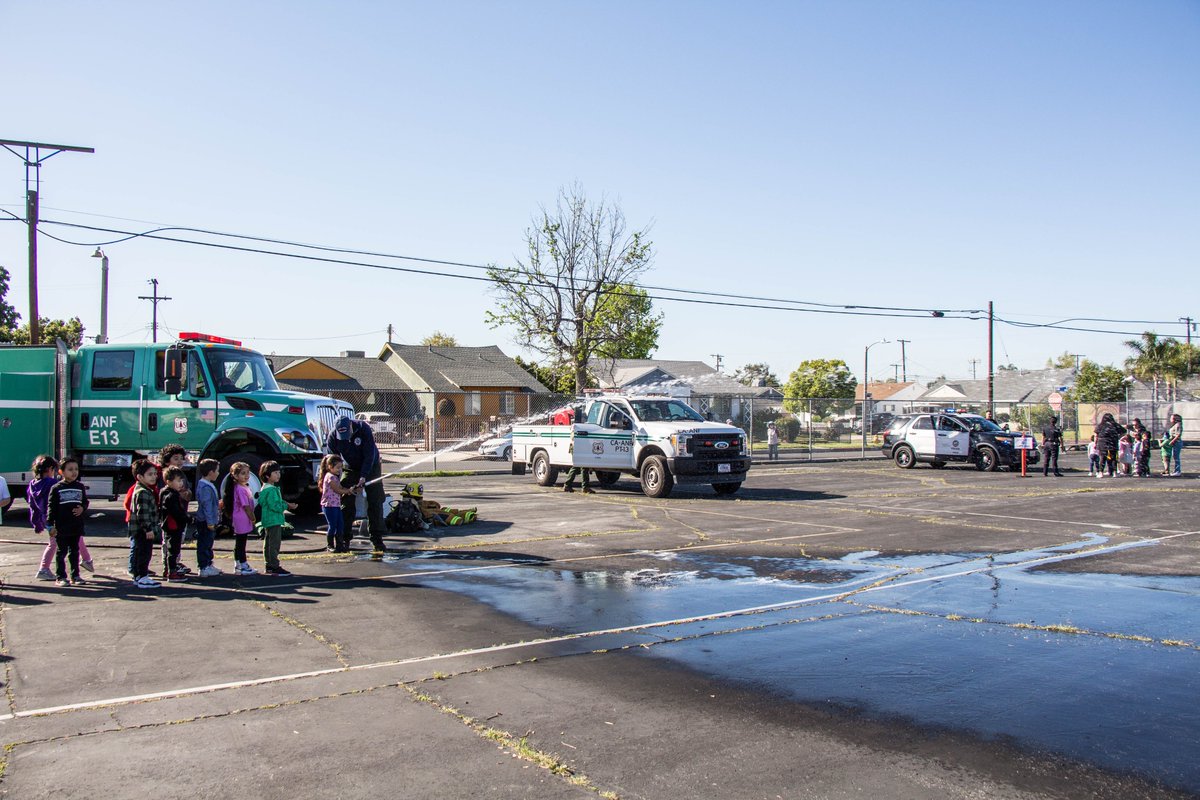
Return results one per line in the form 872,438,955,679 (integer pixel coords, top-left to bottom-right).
148,412,158,431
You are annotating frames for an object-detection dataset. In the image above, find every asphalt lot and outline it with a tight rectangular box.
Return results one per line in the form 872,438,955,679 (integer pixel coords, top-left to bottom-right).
1,449,1197,799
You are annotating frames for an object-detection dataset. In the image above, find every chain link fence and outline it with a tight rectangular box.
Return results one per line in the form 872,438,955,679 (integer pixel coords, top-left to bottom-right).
306,389,1198,465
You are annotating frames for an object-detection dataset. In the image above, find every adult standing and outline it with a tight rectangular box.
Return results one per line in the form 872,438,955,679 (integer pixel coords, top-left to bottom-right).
766,421,780,461
1164,413,1184,477
327,416,385,552
1093,412,1125,478
1040,415,1064,477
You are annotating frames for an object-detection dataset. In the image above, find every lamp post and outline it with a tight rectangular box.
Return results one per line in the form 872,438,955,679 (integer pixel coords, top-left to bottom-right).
1124,375,1134,424
91,248,109,344
862,339,890,458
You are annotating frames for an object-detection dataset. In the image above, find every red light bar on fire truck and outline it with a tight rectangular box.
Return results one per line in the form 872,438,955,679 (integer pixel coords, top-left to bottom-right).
178,332,243,347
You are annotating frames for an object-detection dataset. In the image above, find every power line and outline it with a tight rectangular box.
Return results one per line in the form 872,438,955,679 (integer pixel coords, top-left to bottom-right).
9,208,1194,335
29,218,973,322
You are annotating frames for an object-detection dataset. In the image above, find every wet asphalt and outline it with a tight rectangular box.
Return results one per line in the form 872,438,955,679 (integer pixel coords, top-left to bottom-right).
0,449,1197,799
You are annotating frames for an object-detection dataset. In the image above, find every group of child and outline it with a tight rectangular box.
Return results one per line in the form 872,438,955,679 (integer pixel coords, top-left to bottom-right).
25,444,360,589
1087,422,1179,478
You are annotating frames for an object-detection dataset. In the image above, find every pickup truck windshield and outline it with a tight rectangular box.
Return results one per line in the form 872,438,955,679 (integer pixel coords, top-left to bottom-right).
630,399,705,422
204,349,279,393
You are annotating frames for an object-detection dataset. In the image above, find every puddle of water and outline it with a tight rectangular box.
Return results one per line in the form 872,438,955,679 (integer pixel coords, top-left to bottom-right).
403,534,1200,791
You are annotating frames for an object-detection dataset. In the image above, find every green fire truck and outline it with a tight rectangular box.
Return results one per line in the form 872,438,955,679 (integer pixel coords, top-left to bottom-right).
0,332,353,507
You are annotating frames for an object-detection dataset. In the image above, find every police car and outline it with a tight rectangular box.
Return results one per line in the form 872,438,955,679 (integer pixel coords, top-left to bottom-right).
881,412,1039,471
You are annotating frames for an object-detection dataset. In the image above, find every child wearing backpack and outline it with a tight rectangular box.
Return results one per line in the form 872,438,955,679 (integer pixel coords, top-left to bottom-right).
128,460,163,588
158,466,190,581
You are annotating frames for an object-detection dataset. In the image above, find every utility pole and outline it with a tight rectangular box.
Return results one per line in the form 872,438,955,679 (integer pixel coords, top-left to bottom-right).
987,301,995,415
968,359,979,380
890,363,901,382
711,354,724,372
0,139,95,344
1181,317,1194,345
387,323,394,344
1068,353,1084,371
138,279,172,343
897,339,910,382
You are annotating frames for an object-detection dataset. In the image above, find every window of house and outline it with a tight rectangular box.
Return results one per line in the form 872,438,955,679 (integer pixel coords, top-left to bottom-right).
499,392,515,415
91,351,135,391
466,392,481,416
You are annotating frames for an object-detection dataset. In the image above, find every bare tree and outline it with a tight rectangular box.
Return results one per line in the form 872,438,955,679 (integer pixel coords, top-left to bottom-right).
486,186,654,393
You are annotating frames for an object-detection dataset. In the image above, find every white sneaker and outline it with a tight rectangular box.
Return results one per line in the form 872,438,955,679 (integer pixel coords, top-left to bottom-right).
35,568,55,581
236,562,257,575
135,576,160,588
81,560,95,573
199,565,222,577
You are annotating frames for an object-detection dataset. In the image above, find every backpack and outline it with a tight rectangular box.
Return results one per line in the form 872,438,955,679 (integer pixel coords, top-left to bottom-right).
253,492,263,524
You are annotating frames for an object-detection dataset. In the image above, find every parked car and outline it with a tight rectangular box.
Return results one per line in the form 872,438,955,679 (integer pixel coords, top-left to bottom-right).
478,431,513,460
355,411,398,443
881,412,1039,471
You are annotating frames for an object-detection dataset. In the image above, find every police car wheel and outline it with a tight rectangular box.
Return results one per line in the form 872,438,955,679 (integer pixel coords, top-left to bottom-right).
893,445,916,469
975,446,999,472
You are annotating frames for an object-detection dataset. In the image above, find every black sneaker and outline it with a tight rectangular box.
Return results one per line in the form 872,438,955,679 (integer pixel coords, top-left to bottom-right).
582,487,596,494
274,567,292,576
563,485,575,493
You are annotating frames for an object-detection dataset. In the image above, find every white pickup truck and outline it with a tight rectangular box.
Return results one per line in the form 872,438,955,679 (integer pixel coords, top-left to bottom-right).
511,395,751,498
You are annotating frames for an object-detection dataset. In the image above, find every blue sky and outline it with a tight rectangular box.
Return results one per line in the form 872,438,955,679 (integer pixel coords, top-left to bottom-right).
2,1,1197,385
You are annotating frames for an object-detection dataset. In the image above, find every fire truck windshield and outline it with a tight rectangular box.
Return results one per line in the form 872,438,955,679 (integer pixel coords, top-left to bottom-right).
203,349,279,394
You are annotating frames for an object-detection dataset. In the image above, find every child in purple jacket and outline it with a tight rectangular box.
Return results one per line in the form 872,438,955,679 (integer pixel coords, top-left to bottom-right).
29,455,94,581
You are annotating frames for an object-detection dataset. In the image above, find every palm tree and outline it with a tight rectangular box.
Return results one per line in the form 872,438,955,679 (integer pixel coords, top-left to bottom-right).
1124,332,1181,401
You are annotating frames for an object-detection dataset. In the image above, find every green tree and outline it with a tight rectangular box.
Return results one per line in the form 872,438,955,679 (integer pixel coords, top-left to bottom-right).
590,283,662,360
486,185,654,394
1124,332,1180,401
11,317,86,348
0,266,20,339
733,362,780,388
783,359,857,419
1066,360,1126,403
513,355,576,395
1046,351,1078,369
420,331,459,347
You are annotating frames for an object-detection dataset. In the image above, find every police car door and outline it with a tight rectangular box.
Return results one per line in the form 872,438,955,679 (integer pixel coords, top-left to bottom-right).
907,415,937,457
936,415,970,457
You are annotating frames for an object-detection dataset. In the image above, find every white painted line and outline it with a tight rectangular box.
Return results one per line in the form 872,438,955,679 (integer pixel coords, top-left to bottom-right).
5,530,1194,722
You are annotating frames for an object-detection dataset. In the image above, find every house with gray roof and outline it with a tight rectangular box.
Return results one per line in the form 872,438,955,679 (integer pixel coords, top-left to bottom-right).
379,343,550,420
916,368,1077,412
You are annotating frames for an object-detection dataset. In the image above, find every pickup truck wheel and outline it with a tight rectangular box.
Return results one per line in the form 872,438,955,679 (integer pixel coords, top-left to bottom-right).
532,451,558,486
893,445,916,469
975,446,999,472
713,482,741,495
595,470,620,487
640,456,674,498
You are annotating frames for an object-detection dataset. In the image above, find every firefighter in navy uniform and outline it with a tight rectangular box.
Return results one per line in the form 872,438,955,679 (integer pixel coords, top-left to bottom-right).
327,416,386,552
1041,415,1064,477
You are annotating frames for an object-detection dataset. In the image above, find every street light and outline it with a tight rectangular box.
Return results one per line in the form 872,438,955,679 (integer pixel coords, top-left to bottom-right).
1124,374,1135,423
90,248,109,344
863,339,890,458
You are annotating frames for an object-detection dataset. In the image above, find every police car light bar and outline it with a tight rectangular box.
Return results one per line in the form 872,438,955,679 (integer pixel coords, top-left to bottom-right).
179,332,243,347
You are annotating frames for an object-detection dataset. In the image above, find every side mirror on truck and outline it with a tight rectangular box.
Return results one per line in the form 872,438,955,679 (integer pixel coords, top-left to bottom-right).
163,347,184,395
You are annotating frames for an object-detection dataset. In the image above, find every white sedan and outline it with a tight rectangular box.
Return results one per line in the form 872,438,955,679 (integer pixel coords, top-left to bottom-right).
478,432,513,460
